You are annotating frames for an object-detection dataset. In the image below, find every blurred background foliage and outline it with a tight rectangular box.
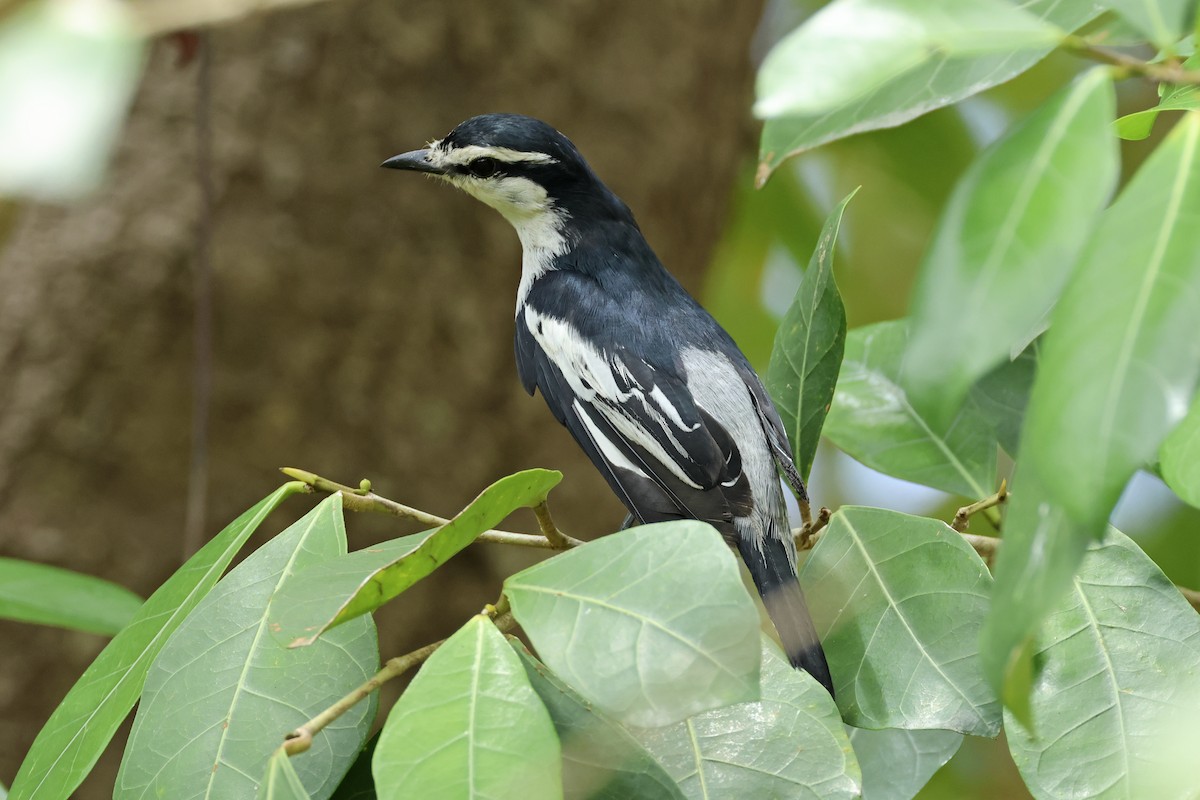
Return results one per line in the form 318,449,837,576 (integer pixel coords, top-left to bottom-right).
1,0,1198,797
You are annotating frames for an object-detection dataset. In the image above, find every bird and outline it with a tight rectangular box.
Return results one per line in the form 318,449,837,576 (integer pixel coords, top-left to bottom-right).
382,113,833,696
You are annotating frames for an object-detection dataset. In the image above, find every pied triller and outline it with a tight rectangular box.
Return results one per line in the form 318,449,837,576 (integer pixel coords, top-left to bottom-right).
382,113,833,696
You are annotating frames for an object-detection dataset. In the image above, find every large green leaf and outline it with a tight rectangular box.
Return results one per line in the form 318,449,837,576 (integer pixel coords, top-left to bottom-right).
823,320,998,498
1022,111,1200,530
847,726,962,800
766,190,854,480
905,70,1117,427
1099,0,1193,45
258,749,313,800
1006,528,1200,799
1161,396,1200,507
800,507,1000,736
273,468,561,646
755,0,1059,119
0,558,142,636
504,520,761,728
632,640,861,800
116,494,379,800
8,482,303,800
512,640,685,800
756,0,1101,179
372,615,561,800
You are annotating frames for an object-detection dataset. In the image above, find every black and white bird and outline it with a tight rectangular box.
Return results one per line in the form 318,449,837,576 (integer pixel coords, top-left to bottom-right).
383,114,833,695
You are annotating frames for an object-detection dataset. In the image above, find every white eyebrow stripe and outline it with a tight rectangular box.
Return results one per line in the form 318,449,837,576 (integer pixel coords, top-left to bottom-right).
437,145,558,167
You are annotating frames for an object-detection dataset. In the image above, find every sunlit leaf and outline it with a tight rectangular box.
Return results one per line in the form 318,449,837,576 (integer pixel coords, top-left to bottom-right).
0,558,142,636
1022,111,1200,530
633,640,861,800
258,749,312,800
8,483,303,800
1006,528,1200,799
0,0,143,199
512,640,685,800
800,507,1000,736
847,726,962,800
373,616,561,800
767,190,854,480
1099,0,1193,46
273,469,561,646
756,0,1101,180
905,70,1117,427
505,520,761,728
823,320,998,498
984,113,1200,716
116,495,378,800
755,0,1059,119
1161,396,1200,507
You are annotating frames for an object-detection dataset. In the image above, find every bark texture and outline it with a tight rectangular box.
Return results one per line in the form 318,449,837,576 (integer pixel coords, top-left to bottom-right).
0,0,764,793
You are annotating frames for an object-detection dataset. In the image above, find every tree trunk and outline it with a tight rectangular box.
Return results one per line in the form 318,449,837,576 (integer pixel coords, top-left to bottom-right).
0,0,764,792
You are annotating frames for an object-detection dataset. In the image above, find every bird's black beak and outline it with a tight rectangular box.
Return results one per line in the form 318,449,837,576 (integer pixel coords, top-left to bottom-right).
380,149,445,175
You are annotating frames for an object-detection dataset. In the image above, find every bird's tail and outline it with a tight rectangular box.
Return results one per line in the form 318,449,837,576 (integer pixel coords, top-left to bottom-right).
738,534,834,697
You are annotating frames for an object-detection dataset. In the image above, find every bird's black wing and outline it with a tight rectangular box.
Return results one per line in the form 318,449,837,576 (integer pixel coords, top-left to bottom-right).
515,281,750,532
737,361,810,505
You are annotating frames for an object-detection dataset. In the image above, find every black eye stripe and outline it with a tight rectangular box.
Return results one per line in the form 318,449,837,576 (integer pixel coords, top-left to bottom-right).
466,157,499,178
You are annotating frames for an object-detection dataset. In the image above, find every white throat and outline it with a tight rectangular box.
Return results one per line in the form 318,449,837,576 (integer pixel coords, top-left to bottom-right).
507,207,570,316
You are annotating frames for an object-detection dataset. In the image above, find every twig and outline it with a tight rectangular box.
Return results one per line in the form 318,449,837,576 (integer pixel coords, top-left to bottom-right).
281,468,576,549
953,480,1009,532
1063,35,1200,85
532,500,585,548
284,600,516,756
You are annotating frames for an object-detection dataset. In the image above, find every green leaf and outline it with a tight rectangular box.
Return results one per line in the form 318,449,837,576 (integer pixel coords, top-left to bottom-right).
800,507,1000,736
756,0,1101,179
1115,53,1200,139
504,520,762,728
1161,396,1200,507
980,462,1092,724
273,468,562,646
846,726,962,800
823,320,998,498
755,0,1059,119
116,494,379,800
633,639,861,800
766,189,854,480
1006,528,1200,798
905,70,1118,427
0,0,144,199
1099,0,1193,46
372,616,561,800
8,482,303,800
969,344,1039,457
511,639,686,800
0,558,142,636
1022,111,1200,531
258,749,313,800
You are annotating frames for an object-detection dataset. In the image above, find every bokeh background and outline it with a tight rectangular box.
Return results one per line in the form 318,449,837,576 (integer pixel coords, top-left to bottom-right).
1,0,1196,797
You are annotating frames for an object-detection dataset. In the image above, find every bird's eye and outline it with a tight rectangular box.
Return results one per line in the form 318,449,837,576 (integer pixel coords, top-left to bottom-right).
467,157,498,178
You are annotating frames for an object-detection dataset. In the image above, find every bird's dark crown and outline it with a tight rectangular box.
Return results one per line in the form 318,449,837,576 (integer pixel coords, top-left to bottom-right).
435,114,633,223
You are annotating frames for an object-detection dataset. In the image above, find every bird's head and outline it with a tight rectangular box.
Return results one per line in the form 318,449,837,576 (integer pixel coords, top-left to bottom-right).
383,114,629,242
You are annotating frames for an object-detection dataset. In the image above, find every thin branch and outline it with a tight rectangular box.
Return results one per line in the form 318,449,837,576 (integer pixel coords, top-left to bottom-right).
281,468,574,549
953,479,1009,532
284,600,516,756
532,500,585,548
1063,35,1200,85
